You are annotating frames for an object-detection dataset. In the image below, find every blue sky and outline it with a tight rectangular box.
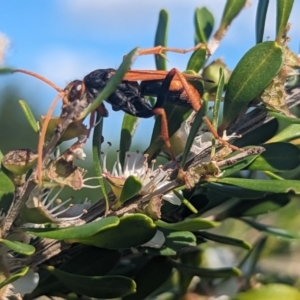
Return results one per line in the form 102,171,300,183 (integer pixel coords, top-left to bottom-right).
1,0,300,147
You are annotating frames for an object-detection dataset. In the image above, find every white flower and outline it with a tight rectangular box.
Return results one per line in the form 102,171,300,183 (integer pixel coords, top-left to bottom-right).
141,230,165,249
102,149,172,198
162,190,182,206
23,187,91,224
0,252,39,299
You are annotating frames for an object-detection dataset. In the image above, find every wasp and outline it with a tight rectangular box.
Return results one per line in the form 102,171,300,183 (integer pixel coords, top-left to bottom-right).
58,46,211,157
14,45,211,169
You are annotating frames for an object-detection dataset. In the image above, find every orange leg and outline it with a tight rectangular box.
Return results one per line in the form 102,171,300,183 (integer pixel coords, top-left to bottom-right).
203,116,244,152
169,68,202,111
137,43,209,60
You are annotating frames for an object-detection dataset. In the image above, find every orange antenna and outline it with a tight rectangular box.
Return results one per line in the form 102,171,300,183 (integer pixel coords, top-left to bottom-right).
37,91,64,188
13,69,63,93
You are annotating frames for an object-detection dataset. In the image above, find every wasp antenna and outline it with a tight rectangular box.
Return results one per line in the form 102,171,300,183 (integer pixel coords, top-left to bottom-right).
13,69,63,93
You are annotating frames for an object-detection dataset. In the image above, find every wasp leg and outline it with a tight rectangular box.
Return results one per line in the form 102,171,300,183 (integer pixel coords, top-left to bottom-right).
203,116,245,152
169,68,203,112
137,43,209,60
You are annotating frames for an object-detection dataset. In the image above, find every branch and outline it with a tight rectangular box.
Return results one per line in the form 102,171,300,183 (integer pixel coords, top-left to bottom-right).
27,86,300,267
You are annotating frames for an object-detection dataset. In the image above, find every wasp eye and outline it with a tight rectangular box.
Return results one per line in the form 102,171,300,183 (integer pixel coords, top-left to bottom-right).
76,83,82,91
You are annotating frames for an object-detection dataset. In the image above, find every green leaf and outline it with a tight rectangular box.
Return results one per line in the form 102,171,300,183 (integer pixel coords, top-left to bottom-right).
92,113,109,214
0,266,29,289
213,177,300,194
267,123,300,143
198,231,251,250
120,114,139,166
119,175,143,204
155,217,219,231
248,142,300,171
276,0,294,43
256,0,269,44
232,283,300,300
233,119,278,148
212,68,224,130
30,248,121,298
181,100,208,167
24,216,120,240
44,265,136,299
269,110,300,124
206,182,266,199
219,193,291,219
173,261,241,278
70,214,156,249
124,256,172,300
155,9,169,70
0,171,15,213
0,239,35,256
0,68,13,74
145,230,197,256
240,218,299,239
186,46,207,73
194,7,214,44
219,0,247,31
80,47,139,119
19,100,39,133
220,41,283,131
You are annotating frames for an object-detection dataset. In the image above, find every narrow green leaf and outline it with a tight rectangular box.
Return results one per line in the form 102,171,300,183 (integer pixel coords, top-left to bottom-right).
219,193,291,219
198,231,251,250
268,110,300,124
206,182,266,199
124,257,172,300
194,7,214,44
240,218,299,239
0,267,29,289
181,100,208,167
220,0,247,30
119,175,143,203
155,9,169,70
24,216,120,240
186,46,207,73
79,47,139,119
220,41,283,131
19,100,39,133
248,142,300,171
267,123,300,143
213,177,300,194
232,283,300,300
276,0,294,43
173,261,241,278
120,114,140,167
70,214,156,249
211,68,224,157
234,119,278,148
92,113,109,214
44,266,136,299
0,68,13,74
0,239,35,256
155,218,219,231
256,0,269,44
